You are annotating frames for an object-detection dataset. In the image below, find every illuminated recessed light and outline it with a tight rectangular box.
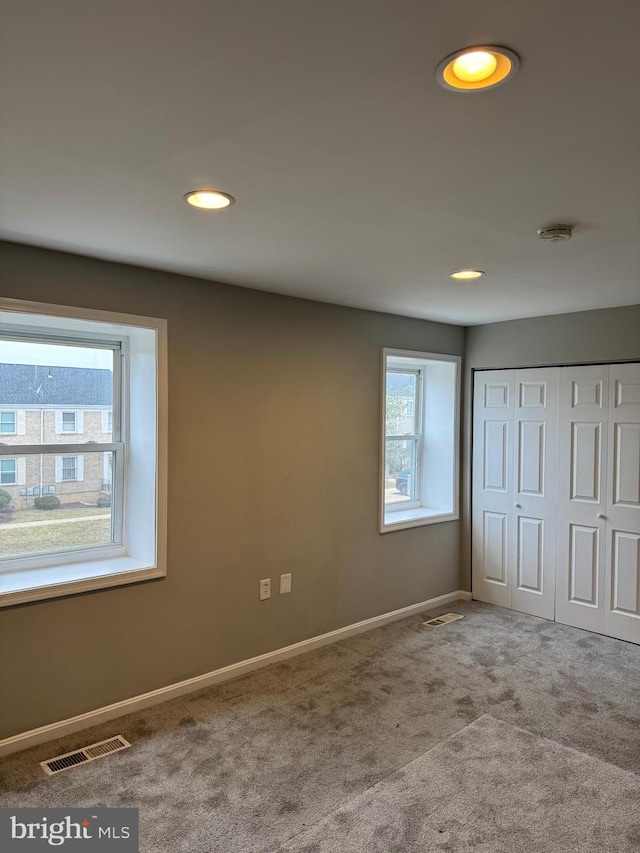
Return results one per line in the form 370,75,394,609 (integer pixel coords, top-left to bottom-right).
450,269,484,281
184,190,235,210
436,46,519,92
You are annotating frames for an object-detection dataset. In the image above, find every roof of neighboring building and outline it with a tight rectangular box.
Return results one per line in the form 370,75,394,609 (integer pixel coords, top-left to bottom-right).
0,364,112,406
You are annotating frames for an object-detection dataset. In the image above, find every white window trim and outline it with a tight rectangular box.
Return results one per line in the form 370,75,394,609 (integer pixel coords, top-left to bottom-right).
380,348,461,533
0,297,167,607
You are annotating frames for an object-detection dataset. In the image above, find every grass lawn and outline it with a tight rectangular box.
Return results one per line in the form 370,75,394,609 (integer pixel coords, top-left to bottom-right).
0,518,112,559
2,507,108,524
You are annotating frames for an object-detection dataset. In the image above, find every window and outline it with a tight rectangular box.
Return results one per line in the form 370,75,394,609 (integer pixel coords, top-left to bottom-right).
380,349,460,532
62,457,76,480
0,297,167,607
55,410,83,434
61,411,77,432
56,455,83,482
0,458,17,485
0,411,16,434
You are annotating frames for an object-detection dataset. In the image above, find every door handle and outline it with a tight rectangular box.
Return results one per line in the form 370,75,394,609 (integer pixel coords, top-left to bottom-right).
597,513,606,520
514,503,522,509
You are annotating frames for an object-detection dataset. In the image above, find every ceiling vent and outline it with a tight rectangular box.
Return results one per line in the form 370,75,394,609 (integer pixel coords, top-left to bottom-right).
537,225,573,242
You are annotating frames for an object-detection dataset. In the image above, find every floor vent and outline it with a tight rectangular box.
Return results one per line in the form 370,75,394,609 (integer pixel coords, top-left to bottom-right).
423,613,464,627
40,735,131,776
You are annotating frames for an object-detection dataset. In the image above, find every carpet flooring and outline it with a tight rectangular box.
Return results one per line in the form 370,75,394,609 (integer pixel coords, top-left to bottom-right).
1,600,639,852
283,715,640,852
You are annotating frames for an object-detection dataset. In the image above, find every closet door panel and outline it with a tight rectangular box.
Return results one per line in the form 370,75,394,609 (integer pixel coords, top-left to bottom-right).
510,368,558,620
556,366,609,634
605,363,640,643
472,371,514,608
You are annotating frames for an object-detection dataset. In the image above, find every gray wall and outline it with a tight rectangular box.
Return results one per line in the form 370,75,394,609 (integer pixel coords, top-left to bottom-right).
0,241,465,739
461,305,640,590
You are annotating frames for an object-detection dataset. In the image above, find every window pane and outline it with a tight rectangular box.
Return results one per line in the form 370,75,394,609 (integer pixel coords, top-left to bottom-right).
384,439,417,505
386,371,417,436
62,456,77,480
0,412,16,433
0,459,17,485
0,452,114,560
0,339,114,444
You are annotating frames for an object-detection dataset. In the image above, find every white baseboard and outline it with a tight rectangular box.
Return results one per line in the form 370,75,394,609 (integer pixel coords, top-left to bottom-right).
0,589,471,757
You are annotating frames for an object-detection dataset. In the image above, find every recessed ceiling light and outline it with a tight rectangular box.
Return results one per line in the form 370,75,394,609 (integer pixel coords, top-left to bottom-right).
184,190,235,210
436,46,519,92
450,269,484,280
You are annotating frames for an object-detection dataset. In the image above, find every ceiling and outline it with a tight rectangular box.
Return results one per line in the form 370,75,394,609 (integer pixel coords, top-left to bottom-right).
1,0,639,326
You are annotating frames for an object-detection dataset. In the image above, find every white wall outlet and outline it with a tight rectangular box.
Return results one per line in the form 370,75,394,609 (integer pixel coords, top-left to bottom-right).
280,573,292,594
259,578,271,600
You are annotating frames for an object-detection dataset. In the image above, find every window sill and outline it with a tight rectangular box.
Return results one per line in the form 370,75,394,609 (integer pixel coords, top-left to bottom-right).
0,557,165,607
381,506,458,533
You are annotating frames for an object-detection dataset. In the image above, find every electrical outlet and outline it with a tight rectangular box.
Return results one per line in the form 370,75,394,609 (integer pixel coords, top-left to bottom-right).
280,573,292,594
259,578,271,600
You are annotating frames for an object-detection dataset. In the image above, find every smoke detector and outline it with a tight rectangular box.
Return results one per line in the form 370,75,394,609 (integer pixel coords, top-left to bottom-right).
537,225,573,242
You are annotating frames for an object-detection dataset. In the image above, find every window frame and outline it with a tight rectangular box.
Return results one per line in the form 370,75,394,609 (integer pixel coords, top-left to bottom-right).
60,455,80,482
61,411,78,433
0,297,167,607
0,410,17,434
384,366,423,511
0,457,17,486
380,348,461,533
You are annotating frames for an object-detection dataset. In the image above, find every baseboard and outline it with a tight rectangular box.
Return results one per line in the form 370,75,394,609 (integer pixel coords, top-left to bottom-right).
0,589,471,757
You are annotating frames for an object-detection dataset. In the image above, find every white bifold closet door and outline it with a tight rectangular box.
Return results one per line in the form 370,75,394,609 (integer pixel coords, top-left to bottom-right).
473,362,640,644
556,364,640,643
472,368,558,620
555,366,610,635
605,364,640,643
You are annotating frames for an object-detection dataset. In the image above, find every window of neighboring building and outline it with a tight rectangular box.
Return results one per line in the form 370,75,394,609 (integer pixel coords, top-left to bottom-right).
62,411,76,432
0,458,17,485
0,411,16,434
380,349,460,532
0,297,167,607
56,455,83,482
55,410,83,434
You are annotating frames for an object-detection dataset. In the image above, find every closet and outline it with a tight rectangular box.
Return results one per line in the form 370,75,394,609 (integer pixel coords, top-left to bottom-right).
472,363,640,644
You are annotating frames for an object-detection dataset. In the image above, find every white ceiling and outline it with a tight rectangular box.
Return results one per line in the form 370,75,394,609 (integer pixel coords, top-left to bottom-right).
1,0,639,325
